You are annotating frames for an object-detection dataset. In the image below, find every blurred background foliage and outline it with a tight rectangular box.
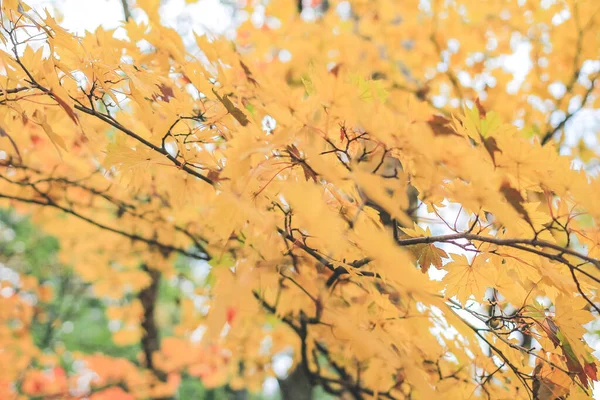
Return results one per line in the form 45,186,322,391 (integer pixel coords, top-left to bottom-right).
1,208,326,399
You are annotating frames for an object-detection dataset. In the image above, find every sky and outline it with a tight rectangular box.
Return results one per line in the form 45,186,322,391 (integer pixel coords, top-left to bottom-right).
25,0,236,35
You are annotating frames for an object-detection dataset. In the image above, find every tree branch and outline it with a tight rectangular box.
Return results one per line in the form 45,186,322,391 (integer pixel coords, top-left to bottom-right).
0,192,208,260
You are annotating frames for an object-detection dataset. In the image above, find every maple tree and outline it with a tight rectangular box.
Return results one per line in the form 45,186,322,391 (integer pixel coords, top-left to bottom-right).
0,0,599,398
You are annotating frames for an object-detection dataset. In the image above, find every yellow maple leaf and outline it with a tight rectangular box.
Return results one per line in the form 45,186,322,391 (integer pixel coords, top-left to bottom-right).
443,254,491,304
401,225,448,273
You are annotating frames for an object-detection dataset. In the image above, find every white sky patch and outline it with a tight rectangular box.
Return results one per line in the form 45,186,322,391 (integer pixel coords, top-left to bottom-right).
503,41,533,93
26,0,124,34
24,0,232,37
261,115,276,135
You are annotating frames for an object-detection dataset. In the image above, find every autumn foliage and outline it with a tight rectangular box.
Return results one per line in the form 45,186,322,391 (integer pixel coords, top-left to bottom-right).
0,0,599,398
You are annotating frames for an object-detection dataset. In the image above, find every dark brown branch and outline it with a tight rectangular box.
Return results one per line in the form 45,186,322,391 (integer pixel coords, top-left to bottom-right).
0,86,33,96
73,104,215,186
541,71,599,145
395,232,600,272
540,5,597,146
2,33,215,188
0,192,208,260
138,264,169,386
1,163,210,255
253,291,399,400
120,0,132,21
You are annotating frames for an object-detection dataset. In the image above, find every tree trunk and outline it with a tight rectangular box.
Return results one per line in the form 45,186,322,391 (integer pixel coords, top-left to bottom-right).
278,365,313,400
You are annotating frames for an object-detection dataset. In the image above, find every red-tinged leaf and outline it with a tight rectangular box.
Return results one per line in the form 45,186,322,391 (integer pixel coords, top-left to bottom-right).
286,144,302,159
300,163,318,183
427,115,460,137
156,83,175,102
51,91,78,125
286,144,318,182
584,362,598,382
566,357,588,388
475,97,486,118
206,169,221,183
534,317,590,387
500,181,532,225
226,306,236,324
31,134,42,146
330,63,342,77
339,124,347,142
